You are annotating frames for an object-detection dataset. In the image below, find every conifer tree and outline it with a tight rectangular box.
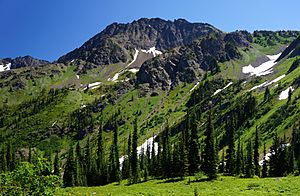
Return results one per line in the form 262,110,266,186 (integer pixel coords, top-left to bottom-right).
162,122,171,178
245,141,254,178
179,132,189,178
97,123,104,174
189,113,200,174
219,149,225,174
202,112,217,180
63,145,76,187
235,137,242,175
261,144,268,178
253,127,260,176
150,134,156,176
131,118,139,183
264,86,271,101
225,121,235,175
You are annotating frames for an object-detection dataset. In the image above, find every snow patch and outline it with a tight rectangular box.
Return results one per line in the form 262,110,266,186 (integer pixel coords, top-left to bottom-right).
242,53,281,76
76,75,80,80
213,82,233,96
126,49,139,68
0,63,11,72
128,68,139,73
141,47,162,57
249,81,268,91
249,74,286,91
119,135,158,167
259,143,290,166
190,82,200,92
279,86,294,100
265,74,286,86
84,82,102,90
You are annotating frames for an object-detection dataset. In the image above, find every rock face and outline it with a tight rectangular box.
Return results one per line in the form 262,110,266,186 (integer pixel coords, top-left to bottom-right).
0,56,49,69
58,18,221,66
277,36,300,62
136,32,250,89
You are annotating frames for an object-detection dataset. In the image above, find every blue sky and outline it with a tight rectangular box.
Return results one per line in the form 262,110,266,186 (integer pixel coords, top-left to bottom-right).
0,0,299,61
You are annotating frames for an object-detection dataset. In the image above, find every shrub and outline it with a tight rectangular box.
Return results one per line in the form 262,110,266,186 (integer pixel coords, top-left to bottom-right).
0,157,61,196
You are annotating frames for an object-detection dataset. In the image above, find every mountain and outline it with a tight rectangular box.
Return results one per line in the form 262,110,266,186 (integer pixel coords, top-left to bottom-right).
1,18,300,192
0,55,49,71
277,36,300,61
137,31,252,89
58,18,221,70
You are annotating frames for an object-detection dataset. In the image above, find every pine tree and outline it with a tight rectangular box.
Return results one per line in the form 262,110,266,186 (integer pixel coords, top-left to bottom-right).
225,120,235,175
202,112,217,180
269,133,280,177
179,132,189,178
219,149,225,174
264,86,271,101
63,145,76,187
189,113,200,175
162,122,171,179
97,124,105,185
253,127,260,176
262,143,268,178
245,141,254,178
235,137,242,175
131,118,139,183
150,134,156,176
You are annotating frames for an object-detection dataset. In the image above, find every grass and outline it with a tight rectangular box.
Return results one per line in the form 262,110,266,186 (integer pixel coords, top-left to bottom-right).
57,176,300,196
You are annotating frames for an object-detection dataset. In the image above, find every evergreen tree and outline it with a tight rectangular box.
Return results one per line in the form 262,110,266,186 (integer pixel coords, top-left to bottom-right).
292,127,300,172
235,137,242,175
219,149,225,174
225,121,235,175
150,134,156,176
245,141,254,178
131,118,139,183
189,113,200,174
269,134,280,177
162,122,171,179
63,145,76,187
179,132,189,178
262,143,268,178
97,124,105,185
264,86,271,101
202,112,217,180
253,127,260,176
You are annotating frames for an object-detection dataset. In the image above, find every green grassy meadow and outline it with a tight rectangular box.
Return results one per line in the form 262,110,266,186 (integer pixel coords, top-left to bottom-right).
57,176,300,196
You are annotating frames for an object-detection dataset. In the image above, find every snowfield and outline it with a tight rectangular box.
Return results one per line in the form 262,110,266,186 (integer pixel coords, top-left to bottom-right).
119,135,158,167
0,63,11,72
242,53,281,76
213,82,233,96
126,49,139,68
76,75,80,79
249,74,286,91
141,47,162,57
279,86,294,100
